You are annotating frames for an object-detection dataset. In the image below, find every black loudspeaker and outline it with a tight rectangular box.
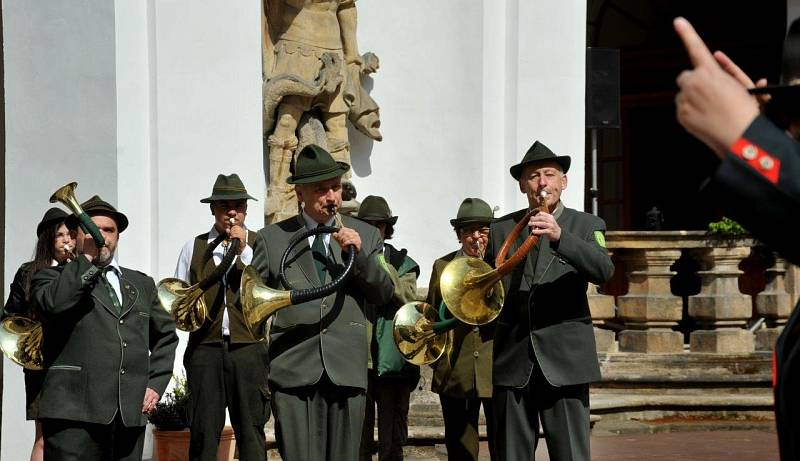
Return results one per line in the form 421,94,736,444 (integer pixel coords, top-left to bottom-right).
586,48,621,128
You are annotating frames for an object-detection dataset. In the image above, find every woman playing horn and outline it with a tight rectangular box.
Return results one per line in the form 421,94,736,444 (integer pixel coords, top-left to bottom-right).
2,207,76,461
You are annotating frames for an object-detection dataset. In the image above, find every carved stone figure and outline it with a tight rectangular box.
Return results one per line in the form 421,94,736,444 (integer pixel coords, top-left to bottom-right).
262,0,382,223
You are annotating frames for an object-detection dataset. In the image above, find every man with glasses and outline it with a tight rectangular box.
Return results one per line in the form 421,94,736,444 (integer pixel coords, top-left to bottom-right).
426,198,496,461
488,141,614,461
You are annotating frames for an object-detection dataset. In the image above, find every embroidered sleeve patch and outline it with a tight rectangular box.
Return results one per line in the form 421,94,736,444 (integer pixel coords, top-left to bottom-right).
594,231,606,248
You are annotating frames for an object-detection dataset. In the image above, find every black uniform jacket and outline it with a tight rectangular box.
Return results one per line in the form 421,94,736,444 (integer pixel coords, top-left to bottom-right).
487,206,614,388
31,256,178,427
707,115,800,461
251,214,394,391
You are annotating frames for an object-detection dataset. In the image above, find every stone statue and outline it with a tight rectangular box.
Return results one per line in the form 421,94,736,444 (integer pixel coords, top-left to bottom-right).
262,0,383,223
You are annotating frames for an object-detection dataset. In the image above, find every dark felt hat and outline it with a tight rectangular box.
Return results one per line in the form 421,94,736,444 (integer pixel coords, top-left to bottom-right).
200,173,257,203
37,207,70,238
79,195,129,232
356,195,398,225
287,144,350,184
509,141,571,180
450,198,494,228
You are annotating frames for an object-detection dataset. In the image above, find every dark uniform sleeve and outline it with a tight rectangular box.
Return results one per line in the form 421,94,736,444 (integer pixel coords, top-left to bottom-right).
551,216,614,285
31,256,102,317
4,265,31,318
251,232,271,285
708,114,800,265
146,278,179,396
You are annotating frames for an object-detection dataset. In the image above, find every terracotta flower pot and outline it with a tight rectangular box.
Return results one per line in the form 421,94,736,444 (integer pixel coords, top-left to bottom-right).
154,426,235,461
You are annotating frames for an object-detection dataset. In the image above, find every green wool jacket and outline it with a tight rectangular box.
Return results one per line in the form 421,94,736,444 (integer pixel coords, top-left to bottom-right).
427,250,495,398
187,230,259,348
32,256,178,427
251,214,394,391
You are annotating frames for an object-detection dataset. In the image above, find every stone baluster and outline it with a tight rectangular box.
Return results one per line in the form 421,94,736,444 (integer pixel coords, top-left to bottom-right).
616,248,684,353
688,244,754,353
755,254,793,351
588,283,617,353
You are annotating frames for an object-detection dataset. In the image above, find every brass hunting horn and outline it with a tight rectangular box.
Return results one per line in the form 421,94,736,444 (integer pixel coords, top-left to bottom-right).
0,316,44,370
392,301,456,365
0,181,106,370
441,194,549,325
240,217,356,338
157,221,241,332
50,182,106,247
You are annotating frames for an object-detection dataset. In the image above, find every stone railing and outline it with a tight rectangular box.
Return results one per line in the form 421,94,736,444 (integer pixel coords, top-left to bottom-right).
592,231,795,354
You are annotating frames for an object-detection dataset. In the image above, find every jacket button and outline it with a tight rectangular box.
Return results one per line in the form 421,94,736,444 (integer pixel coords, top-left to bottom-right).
742,144,758,160
473,327,479,333
119,319,124,324
473,351,479,358
321,328,328,334
120,369,126,375
123,342,127,348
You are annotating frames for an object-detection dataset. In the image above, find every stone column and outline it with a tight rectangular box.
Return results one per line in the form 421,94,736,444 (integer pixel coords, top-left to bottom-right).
616,249,684,353
688,244,754,353
755,254,793,351
588,283,617,352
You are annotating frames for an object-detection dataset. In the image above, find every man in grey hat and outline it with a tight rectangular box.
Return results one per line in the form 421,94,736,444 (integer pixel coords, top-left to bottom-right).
426,197,497,461
252,145,394,461
32,196,178,461
173,173,269,461
489,142,614,461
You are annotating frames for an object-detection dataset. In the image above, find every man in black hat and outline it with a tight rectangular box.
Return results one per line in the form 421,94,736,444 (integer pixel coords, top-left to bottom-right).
488,142,614,461
251,145,394,461
173,173,269,461
31,195,178,461
674,17,800,460
426,197,497,461
355,195,420,461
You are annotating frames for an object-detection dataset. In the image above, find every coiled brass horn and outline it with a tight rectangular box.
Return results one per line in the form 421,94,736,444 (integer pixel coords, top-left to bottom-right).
392,301,454,366
241,220,356,338
0,316,44,370
157,232,239,332
49,182,106,247
441,198,549,325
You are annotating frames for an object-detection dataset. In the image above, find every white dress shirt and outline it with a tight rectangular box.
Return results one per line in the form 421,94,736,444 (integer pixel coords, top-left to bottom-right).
103,258,123,305
174,226,253,336
301,211,335,255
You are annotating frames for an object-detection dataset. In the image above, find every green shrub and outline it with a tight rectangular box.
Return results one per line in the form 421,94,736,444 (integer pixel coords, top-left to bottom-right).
707,217,748,237
147,373,189,431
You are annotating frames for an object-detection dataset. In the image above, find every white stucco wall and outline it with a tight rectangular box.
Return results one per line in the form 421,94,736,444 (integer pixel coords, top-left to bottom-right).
3,1,585,457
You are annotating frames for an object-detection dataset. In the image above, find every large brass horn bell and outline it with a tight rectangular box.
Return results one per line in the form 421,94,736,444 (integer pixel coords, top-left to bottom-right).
0,317,44,370
392,301,452,366
441,201,549,326
240,220,356,338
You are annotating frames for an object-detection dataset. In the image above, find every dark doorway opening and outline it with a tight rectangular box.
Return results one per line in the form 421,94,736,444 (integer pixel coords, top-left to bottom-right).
587,0,787,230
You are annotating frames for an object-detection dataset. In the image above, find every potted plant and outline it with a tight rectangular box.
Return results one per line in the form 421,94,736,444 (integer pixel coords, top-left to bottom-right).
147,374,236,461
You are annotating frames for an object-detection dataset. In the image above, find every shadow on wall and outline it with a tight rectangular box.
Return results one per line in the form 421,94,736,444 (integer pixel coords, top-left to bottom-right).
349,75,377,177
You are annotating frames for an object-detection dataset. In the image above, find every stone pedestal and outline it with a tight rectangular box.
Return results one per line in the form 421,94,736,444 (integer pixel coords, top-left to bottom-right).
616,249,683,353
588,283,617,353
755,255,792,351
688,244,754,353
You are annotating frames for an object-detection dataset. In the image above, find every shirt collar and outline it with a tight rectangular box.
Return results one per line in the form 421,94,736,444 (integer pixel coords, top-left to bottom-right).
301,210,335,229
105,257,121,276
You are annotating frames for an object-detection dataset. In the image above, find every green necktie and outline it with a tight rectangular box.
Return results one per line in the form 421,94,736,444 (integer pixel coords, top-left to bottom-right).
100,266,122,313
311,224,327,283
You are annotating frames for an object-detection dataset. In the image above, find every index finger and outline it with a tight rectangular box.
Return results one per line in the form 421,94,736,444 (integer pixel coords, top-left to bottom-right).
674,17,716,68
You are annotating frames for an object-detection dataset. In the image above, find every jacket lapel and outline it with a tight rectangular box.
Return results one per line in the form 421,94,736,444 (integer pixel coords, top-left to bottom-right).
532,207,570,286
91,281,120,318
286,215,319,286
119,271,140,317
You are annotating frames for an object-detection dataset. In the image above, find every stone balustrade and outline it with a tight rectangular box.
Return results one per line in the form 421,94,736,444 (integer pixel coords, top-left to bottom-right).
593,231,795,354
